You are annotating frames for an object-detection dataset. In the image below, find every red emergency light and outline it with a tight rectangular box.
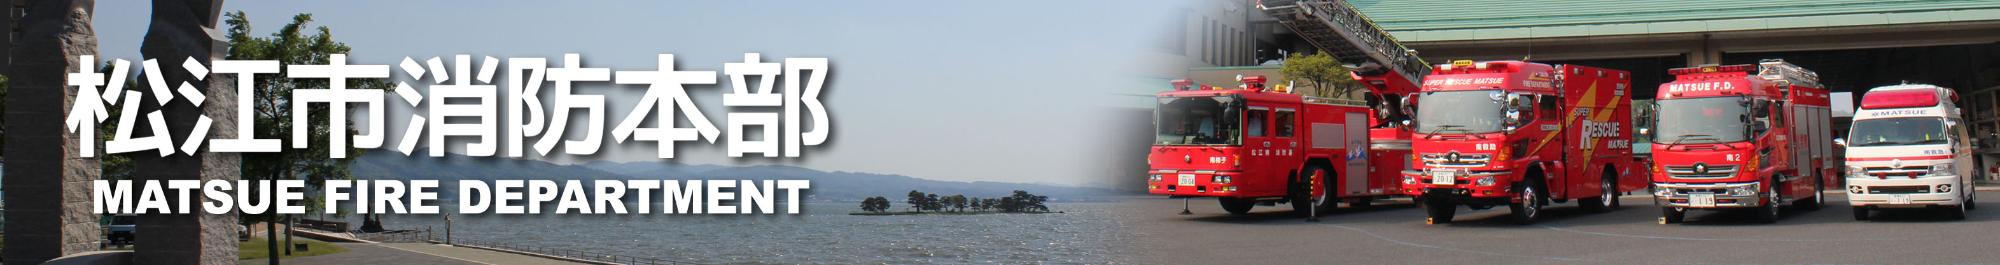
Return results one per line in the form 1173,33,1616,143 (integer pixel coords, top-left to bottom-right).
1171,79,1193,91
1241,75,1267,92
1668,64,1754,75
1859,89,1940,109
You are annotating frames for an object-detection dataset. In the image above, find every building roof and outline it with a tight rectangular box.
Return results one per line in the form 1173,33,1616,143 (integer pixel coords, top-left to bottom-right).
1349,0,2000,42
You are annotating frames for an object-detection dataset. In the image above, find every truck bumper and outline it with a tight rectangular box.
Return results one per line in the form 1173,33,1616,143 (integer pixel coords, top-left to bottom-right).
1653,181,1766,209
1405,170,1516,205
1847,175,1964,208
1147,170,1273,198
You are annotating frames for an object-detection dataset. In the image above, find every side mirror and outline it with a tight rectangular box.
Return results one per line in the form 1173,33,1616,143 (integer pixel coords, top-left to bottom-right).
1751,100,1772,118
1637,128,1652,138
1834,138,1847,148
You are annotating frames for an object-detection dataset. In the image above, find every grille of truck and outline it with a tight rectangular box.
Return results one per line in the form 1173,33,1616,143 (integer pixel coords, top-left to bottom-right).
1863,166,1930,177
1420,153,1490,167
1664,164,1739,179
1866,185,1931,194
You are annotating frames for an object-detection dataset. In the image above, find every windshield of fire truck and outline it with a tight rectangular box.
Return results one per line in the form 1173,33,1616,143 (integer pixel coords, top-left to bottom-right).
1655,96,1750,144
1156,96,1240,145
1849,117,1949,147
1416,90,1505,134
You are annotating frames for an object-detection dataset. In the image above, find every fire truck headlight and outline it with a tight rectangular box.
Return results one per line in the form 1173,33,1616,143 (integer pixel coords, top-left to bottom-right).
1475,176,1496,186
1149,174,1162,182
1728,184,1758,196
1931,163,1955,175
1654,188,1674,197
1212,176,1232,184
1403,176,1417,185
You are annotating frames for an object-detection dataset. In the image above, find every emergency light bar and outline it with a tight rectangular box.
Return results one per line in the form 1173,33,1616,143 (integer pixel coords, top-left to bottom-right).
1859,89,1941,109
1668,64,1755,75
1435,60,1509,73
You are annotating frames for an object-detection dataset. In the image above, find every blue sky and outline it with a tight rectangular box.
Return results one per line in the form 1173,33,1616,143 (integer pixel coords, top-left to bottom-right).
90,1,1188,187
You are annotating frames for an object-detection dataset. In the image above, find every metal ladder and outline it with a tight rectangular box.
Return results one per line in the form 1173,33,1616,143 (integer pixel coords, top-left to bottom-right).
1258,0,1430,87
1758,59,1821,89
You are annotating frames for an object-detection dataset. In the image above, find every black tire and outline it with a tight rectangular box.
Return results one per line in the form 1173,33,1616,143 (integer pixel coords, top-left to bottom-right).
1581,173,1616,213
1951,197,1970,220
1660,207,1685,224
1288,165,1336,217
1425,196,1456,224
1852,206,1870,221
1291,166,1335,218
1219,198,1255,215
1509,181,1545,225
1754,183,1782,223
1968,186,1978,211
1797,175,1824,211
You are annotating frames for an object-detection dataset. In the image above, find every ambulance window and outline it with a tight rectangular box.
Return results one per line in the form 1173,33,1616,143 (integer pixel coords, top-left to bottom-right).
1247,109,1268,137
1275,110,1296,137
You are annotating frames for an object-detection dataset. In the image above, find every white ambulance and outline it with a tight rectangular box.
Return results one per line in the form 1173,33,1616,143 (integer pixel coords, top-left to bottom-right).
1844,84,1977,220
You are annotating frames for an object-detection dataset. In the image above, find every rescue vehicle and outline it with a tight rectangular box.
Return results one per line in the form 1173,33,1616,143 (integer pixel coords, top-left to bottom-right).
1648,60,1836,224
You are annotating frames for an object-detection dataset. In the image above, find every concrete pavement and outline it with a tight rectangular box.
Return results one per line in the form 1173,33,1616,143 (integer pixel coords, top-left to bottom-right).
1119,193,2000,264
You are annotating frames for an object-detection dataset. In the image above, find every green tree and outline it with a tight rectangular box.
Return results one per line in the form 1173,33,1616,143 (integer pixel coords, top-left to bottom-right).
924,193,942,212
906,190,927,212
1278,51,1358,99
872,197,891,213
223,11,388,261
946,195,967,212
860,197,888,213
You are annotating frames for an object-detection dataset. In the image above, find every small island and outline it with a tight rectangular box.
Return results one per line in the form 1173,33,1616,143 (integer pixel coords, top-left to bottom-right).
852,190,1058,215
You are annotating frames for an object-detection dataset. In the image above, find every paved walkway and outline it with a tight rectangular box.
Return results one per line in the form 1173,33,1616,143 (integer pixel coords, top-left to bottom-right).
264,243,583,265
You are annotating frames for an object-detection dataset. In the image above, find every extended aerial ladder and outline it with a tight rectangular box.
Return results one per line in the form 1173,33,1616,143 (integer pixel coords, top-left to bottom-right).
1256,0,1430,97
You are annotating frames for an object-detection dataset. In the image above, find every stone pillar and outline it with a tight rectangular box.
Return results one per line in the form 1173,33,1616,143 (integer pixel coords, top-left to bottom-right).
132,0,236,264
2,0,101,264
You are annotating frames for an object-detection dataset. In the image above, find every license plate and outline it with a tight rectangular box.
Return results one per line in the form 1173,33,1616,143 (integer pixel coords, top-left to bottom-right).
1431,171,1456,185
1178,174,1196,187
1889,194,1912,205
1690,193,1717,207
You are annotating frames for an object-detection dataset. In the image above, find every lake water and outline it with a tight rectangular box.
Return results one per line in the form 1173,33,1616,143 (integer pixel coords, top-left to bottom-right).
357,202,1138,264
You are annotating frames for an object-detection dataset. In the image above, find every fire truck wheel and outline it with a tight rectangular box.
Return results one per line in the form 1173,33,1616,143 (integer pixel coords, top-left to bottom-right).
1219,198,1256,215
1660,207,1685,224
1852,207,1871,221
1754,187,1781,223
1290,166,1335,218
1424,196,1456,224
1509,182,1544,225
1581,173,1616,213
1797,176,1825,211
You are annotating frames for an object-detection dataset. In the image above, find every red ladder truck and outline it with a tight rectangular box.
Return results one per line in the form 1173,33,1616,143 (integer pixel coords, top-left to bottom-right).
1402,60,1646,225
1139,0,1428,218
1648,60,1835,224
1147,77,1409,217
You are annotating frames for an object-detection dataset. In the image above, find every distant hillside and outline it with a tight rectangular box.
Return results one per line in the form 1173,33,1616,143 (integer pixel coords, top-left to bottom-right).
351,151,1125,202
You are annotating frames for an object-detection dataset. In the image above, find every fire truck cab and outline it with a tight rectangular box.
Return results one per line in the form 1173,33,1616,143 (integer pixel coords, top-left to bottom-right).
1649,60,1836,224
1845,84,1978,220
1403,60,1645,225
1147,76,1410,217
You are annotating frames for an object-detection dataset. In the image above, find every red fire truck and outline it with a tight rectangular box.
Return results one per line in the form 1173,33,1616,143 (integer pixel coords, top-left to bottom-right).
1147,76,1412,217
1402,60,1646,225
1648,60,1834,224
1135,0,1431,218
